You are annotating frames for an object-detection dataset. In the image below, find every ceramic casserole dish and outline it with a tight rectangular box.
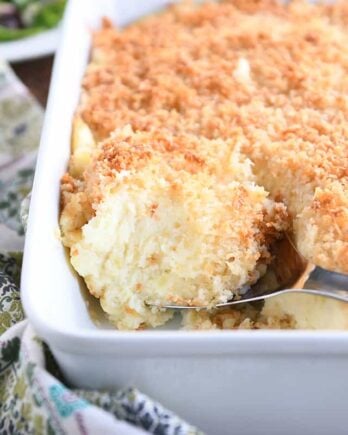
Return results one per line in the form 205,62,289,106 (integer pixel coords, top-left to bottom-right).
21,1,348,434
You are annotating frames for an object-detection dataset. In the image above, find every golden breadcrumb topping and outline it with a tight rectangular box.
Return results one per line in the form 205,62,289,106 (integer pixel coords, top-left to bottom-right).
78,0,348,273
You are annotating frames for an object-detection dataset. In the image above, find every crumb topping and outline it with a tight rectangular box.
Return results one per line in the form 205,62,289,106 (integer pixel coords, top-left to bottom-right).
79,0,348,272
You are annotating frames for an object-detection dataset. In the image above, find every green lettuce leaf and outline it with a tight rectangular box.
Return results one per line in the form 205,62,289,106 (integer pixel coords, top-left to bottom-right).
0,0,66,41
32,0,66,29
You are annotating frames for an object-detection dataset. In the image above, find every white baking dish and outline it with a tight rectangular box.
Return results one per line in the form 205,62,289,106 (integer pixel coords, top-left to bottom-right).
21,1,348,434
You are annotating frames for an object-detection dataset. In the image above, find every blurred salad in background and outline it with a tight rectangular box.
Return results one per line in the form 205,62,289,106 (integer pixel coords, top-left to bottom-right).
0,0,66,41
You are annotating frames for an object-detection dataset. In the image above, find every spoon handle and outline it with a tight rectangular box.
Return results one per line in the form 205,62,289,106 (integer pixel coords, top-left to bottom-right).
263,288,348,303
216,288,348,307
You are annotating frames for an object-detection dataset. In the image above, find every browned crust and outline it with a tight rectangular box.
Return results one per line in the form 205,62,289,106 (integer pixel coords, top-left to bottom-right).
75,0,348,272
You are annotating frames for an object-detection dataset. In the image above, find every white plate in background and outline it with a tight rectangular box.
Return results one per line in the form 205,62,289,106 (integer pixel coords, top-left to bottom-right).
0,26,61,63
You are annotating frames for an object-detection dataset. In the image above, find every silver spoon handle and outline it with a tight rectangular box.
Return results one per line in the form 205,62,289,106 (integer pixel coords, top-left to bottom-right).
274,288,348,303
217,288,348,308
153,288,348,310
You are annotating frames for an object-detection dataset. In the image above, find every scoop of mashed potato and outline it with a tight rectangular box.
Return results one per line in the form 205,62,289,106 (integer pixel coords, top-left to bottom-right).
61,126,288,330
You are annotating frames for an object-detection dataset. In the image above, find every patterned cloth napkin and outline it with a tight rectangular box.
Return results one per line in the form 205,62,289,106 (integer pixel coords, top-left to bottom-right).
0,61,201,435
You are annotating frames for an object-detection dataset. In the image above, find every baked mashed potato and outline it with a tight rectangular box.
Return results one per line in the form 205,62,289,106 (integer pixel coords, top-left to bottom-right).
60,0,348,330
61,126,288,329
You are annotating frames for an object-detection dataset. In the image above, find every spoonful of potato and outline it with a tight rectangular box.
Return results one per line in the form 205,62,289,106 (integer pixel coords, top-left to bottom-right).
148,235,348,310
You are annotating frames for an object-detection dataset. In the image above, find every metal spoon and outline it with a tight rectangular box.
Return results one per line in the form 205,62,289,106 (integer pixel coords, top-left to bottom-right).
148,235,348,310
